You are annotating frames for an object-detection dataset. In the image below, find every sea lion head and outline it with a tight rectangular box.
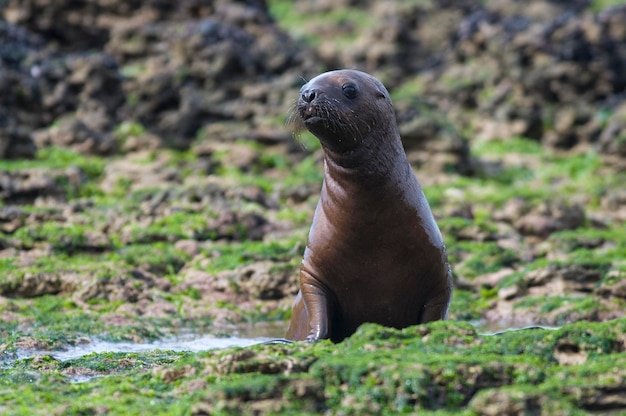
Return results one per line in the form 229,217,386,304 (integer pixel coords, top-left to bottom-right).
293,69,396,154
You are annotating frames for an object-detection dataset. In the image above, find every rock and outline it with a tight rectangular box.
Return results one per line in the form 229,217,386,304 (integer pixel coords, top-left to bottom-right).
174,239,202,257
107,4,315,148
596,269,626,299
598,102,626,169
120,134,161,153
396,100,474,174
33,115,117,156
424,3,626,159
207,211,270,241
75,268,166,304
232,261,296,300
0,135,37,160
291,0,481,88
197,142,261,172
0,169,73,204
514,201,586,238
1,0,316,156
99,153,182,195
0,21,44,159
553,339,588,365
493,198,531,224
511,264,602,298
0,270,82,298
600,188,626,221
0,205,29,233
469,388,578,416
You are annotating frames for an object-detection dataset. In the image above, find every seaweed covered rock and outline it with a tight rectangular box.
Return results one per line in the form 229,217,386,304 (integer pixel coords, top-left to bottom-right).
0,20,44,159
280,0,626,170
106,2,315,148
0,20,124,157
0,0,317,155
1,0,270,51
429,3,626,161
179,320,626,414
284,0,482,87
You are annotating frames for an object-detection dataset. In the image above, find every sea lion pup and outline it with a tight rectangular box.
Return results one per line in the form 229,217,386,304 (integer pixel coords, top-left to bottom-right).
286,69,453,343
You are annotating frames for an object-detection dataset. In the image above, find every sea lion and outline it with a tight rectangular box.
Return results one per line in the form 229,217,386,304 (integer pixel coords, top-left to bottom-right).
285,69,453,343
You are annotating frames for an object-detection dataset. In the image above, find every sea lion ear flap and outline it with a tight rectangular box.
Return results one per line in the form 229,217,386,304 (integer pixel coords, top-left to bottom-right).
376,88,393,106
372,80,390,101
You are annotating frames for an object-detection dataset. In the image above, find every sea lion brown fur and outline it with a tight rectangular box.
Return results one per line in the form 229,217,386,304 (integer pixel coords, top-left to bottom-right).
286,69,453,343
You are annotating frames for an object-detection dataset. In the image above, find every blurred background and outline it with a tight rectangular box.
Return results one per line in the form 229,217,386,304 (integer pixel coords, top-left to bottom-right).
1,0,625,338
2,0,626,164
3,2,626,413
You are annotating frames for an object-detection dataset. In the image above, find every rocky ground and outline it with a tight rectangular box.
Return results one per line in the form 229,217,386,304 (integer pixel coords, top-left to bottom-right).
1,0,626,414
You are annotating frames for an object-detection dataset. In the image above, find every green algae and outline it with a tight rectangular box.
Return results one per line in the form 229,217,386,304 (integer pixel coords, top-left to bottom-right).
591,0,626,12
14,222,101,254
1,115,625,416
0,147,105,179
0,295,167,353
127,212,220,243
3,320,625,415
468,385,586,416
267,0,376,47
196,238,303,275
429,136,624,207
446,289,491,322
423,135,626,323
451,241,519,279
114,121,147,142
0,141,316,347
1,137,624,414
1,356,193,416
114,243,191,275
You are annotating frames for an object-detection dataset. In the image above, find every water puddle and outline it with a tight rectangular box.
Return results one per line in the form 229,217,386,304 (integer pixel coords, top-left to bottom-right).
17,335,273,362
7,320,289,363
4,320,560,383
6,323,288,384
10,321,560,363
471,321,560,336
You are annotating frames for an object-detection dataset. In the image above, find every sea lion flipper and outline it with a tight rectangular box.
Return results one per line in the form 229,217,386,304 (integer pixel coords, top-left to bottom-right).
285,291,308,341
300,279,332,342
420,302,450,323
420,290,452,323
284,282,332,342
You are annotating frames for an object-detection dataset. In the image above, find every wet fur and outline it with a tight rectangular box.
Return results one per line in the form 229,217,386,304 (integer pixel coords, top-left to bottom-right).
285,69,453,343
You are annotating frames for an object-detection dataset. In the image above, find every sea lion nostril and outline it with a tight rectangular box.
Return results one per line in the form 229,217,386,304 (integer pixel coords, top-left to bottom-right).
301,89,317,103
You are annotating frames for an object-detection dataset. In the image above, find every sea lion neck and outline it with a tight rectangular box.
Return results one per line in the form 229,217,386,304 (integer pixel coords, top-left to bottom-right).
321,126,407,178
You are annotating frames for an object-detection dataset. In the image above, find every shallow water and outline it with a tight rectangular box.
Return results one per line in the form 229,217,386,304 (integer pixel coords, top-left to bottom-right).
1,330,284,384
11,320,557,364
13,320,289,362
472,321,559,335
17,335,273,362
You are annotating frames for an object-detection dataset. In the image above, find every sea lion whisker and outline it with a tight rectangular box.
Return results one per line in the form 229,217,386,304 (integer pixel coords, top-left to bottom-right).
287,102,308,147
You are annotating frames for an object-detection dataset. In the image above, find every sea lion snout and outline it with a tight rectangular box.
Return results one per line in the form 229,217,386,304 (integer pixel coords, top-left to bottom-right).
298,86,321,122
300,88,318,103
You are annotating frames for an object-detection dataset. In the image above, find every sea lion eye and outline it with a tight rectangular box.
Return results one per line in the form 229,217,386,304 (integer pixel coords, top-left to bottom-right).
342,84,358,99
